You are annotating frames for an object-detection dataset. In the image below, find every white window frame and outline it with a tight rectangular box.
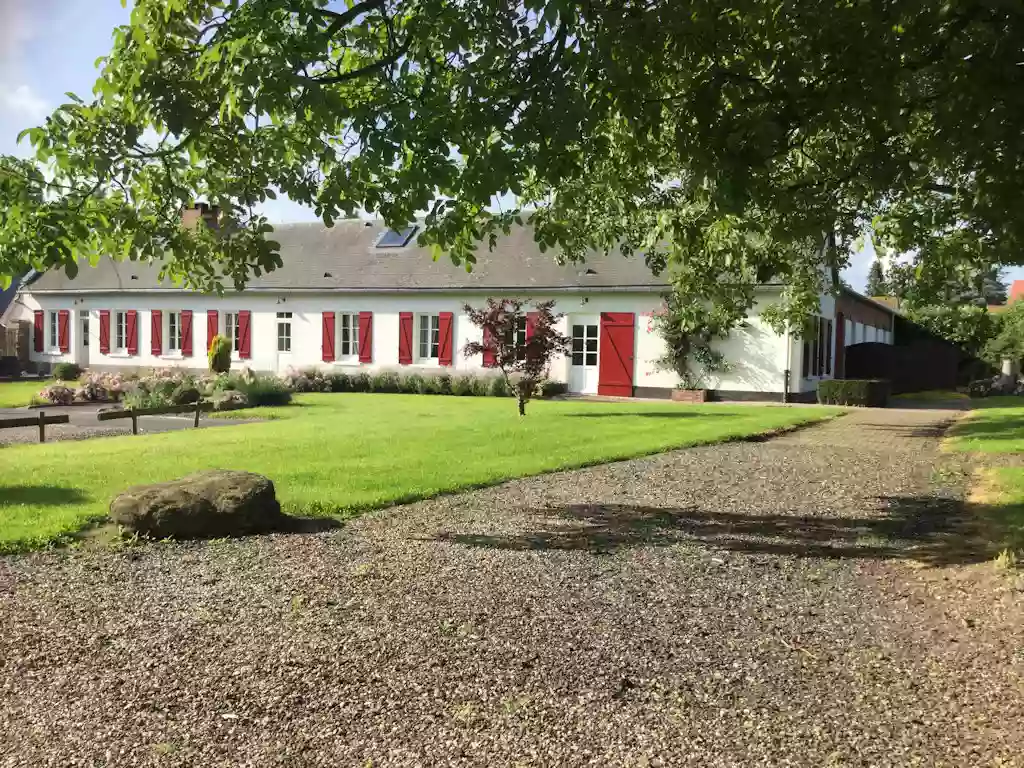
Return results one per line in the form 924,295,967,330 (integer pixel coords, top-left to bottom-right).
166,311,182,354
417,313,440,362
223,311,240,355
114,311,129,353
47,310,59,352
276,312,292,353
338,312,360,360
570,323,599,368
80,311,90,349
505,316,528,361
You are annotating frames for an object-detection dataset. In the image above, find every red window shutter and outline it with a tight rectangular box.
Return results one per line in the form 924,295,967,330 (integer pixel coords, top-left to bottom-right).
398,312,413,365
358,312,373,363
151,310,163,356
482,327,496,367
525,311,540,360
525,311,539,339
322,312,335,362
206,310,219,352
238,310,251,359
58,310,70,353
33,311,43,352
181,310,193,357
126,310,138,356
438,311,454,366
99,310,111,354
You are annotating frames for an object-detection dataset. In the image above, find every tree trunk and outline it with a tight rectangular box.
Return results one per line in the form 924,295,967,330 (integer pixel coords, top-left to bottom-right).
517,394,526,417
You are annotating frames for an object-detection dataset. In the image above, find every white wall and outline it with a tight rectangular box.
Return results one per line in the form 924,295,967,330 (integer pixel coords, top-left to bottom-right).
22,287,797,395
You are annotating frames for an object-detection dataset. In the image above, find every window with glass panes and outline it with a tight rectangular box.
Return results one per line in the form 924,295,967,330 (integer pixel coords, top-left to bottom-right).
168,311,182,352
276,312,292,352
337,313,359,357
115,311,128,351
570,324,598,366
801,316,832,378
81,311,89,348
418,314,440,360
224,312,240,352
48,310,58,350
504,316,528,360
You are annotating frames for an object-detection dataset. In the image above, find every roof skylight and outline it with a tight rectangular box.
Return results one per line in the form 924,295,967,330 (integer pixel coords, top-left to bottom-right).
376,225,418,248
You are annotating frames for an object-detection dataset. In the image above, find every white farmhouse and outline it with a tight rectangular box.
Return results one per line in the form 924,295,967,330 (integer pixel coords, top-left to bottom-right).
9,212,895,401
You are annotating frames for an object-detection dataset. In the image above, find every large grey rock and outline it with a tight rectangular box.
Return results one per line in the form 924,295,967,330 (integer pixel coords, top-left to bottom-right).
110,470,283,539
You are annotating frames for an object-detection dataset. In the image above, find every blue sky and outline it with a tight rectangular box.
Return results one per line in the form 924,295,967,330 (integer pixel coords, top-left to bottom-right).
2,0,1012,293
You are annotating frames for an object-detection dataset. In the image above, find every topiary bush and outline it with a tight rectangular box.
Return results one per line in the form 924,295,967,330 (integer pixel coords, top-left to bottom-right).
208,335,232,374
817,379,891,407
52,362,82,382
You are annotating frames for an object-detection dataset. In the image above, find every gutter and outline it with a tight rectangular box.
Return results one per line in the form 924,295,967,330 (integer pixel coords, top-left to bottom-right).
25,281,790,297
25,284,671,296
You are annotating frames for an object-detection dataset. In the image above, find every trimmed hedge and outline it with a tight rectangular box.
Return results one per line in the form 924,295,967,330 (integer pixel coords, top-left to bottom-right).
52,362,83,382
817,378,891,407
279,368,563,400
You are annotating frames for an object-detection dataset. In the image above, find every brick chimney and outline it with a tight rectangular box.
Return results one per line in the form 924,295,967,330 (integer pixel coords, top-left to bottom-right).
180,202,221,231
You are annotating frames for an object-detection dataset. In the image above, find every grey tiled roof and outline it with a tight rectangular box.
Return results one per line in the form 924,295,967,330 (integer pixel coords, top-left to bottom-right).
28,221,665,294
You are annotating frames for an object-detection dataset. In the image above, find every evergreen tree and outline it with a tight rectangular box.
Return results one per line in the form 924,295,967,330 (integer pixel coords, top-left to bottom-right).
865,260,887,296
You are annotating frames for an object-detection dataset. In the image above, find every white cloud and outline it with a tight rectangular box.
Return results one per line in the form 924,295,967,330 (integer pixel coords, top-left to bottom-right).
0,82,47,122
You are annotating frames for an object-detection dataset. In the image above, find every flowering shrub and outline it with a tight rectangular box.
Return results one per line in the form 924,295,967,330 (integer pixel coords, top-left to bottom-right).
73,372,128,403
38,383,75,405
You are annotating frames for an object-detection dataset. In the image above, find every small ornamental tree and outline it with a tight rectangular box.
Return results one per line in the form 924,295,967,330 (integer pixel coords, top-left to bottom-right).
463,299,570,416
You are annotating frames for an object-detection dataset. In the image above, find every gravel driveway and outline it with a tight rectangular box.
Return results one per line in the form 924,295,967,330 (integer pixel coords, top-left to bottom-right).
2,408,1022,767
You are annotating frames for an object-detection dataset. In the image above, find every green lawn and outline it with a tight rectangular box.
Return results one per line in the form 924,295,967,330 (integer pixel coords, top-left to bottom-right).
947,400,1024,561
0,394,838,553
947,400,1024,453
0,380,49,408
891,389,968,402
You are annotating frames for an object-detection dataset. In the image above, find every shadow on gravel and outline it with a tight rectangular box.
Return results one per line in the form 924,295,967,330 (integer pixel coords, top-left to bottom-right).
276,516,345,534
850,422,955,439
436,496,993,565
0,485,88,508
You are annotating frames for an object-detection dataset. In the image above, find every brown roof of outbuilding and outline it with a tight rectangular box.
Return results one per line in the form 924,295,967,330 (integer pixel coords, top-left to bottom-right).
28,221,665,294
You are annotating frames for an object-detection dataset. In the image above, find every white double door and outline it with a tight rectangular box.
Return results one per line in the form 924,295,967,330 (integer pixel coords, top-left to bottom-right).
567,315,600,394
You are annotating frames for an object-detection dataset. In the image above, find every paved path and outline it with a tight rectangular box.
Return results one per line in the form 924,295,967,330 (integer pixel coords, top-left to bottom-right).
1,409,1022,767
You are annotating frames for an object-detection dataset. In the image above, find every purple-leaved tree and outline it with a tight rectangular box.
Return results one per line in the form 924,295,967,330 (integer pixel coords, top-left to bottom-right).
463,299,571,416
